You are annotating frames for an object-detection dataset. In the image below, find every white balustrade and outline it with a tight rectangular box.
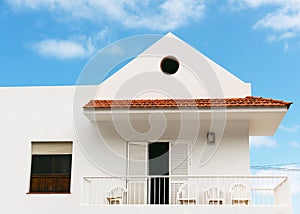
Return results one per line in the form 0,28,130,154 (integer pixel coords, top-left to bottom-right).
82,175,291,206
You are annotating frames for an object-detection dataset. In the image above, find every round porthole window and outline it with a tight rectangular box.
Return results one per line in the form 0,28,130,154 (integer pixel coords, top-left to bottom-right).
160,56,179,75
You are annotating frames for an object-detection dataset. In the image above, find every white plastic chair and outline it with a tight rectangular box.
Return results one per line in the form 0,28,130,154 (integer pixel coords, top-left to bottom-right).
205,187,224,205
176,183,198,205
106,186,127,204
229,183,251,205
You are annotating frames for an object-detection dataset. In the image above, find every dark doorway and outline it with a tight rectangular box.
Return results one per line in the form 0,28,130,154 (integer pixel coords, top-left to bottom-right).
148,142,169,204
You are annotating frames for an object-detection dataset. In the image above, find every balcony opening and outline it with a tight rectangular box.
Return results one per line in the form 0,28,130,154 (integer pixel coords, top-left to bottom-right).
148,142,169,204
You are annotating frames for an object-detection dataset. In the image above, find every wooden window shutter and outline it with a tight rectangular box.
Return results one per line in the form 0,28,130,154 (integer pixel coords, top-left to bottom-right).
127,142,147,176
170,142,189,175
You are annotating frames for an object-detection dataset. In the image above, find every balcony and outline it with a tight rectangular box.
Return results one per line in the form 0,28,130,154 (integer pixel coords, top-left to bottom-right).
81,175,292,212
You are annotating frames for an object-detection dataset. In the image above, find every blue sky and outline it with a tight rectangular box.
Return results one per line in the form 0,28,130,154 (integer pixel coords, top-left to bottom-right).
1,0,300,212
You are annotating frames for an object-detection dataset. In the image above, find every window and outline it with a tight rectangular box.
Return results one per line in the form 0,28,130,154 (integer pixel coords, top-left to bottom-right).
29,142,72,193
160,56,179,75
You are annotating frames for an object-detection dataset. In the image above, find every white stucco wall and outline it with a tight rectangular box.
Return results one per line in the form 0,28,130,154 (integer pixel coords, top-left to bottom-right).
89,119,250,176
0,86,278,214
95,33,251,100
191,120,250,175
0,86,102,214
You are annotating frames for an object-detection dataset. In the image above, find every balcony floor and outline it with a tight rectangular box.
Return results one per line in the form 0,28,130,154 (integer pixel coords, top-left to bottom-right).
80,204,293,214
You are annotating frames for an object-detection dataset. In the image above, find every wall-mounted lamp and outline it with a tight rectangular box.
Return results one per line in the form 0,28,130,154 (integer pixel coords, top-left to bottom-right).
207,132,215,144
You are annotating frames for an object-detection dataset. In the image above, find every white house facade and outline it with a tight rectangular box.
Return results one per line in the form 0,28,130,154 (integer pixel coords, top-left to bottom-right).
0,33,293,214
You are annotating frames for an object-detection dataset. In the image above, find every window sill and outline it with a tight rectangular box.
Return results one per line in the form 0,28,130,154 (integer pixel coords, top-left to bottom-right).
27,192,71,194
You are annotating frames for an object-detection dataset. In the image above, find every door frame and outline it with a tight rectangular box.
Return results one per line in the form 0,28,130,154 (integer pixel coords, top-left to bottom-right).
127,140,191,204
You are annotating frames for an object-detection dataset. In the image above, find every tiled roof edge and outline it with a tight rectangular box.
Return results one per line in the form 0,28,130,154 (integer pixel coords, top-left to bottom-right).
83,96,292,110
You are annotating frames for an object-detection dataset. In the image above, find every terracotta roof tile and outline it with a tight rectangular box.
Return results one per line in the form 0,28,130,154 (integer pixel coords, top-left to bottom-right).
83,96,292,110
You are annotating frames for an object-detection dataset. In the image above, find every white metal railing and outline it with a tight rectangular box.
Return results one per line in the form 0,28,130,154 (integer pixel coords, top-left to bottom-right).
82,175,291,206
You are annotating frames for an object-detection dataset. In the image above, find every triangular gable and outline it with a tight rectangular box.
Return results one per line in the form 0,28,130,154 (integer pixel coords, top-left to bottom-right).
95,33,251,100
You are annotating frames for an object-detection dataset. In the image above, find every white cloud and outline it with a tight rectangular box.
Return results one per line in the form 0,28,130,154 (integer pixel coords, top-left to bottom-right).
93,27,111,43
30,27,113,59
280,124,299,133
32,37,95,59
279,32,297,40
254,10,300,32
250,136,276,148
266,35,276,43
284,42,289,51
235,0,291,8
229,0,300,41
289,141,300,148
6,0,206,31
228,0,296,9
267,32,297,43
